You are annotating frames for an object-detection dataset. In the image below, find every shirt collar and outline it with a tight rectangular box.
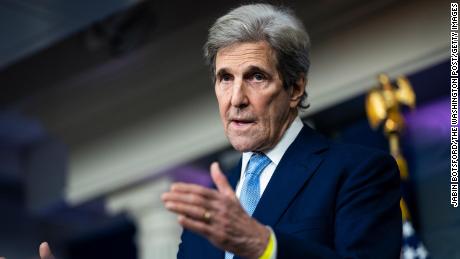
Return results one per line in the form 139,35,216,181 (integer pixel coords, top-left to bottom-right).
241,116,304,169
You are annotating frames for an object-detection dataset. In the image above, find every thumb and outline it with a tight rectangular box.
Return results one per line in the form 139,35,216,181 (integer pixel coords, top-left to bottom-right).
39,242,55,259
210,162,235,197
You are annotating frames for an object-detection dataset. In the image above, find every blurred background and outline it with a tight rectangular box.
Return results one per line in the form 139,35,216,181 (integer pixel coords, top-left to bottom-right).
0,0,455,258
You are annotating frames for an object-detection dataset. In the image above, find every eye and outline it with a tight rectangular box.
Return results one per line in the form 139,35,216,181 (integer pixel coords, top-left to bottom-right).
250,72,266,82
254,73,265,81
220,73,233,82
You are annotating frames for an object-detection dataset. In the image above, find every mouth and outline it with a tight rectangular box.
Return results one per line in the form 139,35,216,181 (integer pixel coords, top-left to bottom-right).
229,119,255,129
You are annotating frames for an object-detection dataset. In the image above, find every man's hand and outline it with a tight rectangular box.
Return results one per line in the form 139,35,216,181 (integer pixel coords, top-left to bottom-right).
39,242,55,259
162,162,270,259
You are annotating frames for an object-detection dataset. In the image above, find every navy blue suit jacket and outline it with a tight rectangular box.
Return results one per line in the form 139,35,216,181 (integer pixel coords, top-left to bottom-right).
178,125,402,259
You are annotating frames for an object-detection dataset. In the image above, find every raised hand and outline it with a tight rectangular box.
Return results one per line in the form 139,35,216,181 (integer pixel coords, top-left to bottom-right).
162,162,270,259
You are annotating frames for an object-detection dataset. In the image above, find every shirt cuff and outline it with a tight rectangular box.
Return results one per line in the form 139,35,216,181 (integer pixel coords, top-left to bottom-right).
259,226,277,259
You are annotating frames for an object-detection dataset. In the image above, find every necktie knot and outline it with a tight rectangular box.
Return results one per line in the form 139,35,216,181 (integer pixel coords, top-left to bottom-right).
245,152,271,177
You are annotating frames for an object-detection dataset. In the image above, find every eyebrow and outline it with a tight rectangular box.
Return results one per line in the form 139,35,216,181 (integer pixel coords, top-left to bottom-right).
245,66,271,77
216,68,230,79
215,65,272,78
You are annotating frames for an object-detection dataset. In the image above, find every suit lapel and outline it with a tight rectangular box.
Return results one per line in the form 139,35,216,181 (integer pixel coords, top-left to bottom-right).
252,125,329,226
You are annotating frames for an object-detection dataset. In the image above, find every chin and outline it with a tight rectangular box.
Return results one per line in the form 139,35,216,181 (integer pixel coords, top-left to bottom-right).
229,141,251,152
228,137,262,152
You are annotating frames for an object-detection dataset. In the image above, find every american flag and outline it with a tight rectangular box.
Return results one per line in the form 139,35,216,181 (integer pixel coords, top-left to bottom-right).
401,219,429,259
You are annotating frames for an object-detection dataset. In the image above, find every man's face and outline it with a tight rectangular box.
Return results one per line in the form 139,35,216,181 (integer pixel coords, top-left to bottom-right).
214,41,298,152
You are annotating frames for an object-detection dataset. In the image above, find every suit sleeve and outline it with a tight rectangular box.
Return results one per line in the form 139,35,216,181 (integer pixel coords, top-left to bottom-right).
273,152,402,259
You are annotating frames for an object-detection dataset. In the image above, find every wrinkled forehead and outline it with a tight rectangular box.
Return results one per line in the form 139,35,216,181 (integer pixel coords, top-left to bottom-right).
215,41,278,74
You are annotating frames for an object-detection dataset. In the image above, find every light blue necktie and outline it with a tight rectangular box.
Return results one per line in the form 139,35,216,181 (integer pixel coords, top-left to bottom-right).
225,152,271,259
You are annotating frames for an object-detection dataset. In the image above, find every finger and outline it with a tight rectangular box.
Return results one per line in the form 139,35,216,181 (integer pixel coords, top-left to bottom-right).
165,201,208,221
178,214,213,237
170,183,217,199
210,162,235,197
161,192,208,207
39,242,55,259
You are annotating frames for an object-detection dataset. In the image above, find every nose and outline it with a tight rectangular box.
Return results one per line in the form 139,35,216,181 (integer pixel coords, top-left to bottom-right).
230,79,249,109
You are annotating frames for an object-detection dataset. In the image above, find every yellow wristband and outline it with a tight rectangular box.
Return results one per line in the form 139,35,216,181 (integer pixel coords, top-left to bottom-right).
259,228,275,259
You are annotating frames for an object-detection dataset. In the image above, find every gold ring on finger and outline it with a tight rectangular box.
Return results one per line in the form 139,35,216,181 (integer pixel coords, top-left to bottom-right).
203,210,212,223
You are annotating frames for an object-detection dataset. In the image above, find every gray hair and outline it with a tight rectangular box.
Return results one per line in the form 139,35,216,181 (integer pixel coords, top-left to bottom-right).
204,3,311,109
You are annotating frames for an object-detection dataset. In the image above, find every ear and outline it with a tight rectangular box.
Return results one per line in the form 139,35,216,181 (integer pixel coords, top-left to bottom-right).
289,74,306,108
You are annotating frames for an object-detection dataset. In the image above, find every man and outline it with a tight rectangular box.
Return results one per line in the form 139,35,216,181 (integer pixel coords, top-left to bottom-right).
161,3,402,259
39,3,401,259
